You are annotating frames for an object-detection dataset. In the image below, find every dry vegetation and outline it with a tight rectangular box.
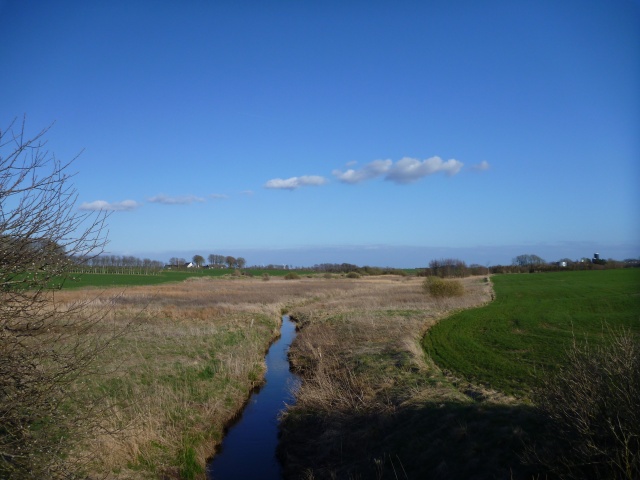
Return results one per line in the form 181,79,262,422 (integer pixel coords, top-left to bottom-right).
42,273,591,479
52,276,353,479
278,275,542,479
526,330,640,480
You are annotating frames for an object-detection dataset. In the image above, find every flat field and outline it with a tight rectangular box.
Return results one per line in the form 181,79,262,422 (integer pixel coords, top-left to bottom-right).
51,269,639,479
423,269,640,395
53,276,340,479
278,275,539,479
56,274,493,479
58,268,310,289
279,270,640,479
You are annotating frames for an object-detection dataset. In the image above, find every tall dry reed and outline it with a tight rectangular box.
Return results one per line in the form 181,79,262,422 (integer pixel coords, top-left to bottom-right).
53,277,361,479
278,276,535,479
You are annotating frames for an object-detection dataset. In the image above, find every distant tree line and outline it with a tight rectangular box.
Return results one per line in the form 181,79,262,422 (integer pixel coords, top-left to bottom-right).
418,254,639,278
85,255,164,269
488,254,640,274
308,263,408,276
512,254,546,267
167,254,247,269
419,259,489,278
420,258,471,278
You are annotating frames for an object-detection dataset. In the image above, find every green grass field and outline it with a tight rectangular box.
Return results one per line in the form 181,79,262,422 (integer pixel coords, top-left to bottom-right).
423,269,640,396
57,268,312,288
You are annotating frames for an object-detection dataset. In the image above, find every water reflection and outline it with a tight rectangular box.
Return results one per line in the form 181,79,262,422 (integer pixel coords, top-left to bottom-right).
207,316,299,479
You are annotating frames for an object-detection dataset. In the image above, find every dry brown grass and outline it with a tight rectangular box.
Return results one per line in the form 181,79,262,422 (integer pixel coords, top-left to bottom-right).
53,276,365,479
51,274,516,479
278,276,539,479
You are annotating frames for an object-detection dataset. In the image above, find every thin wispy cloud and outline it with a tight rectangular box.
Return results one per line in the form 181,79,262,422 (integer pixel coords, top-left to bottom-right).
264,175,328,190
148,194,205,205
79,200,140,211
471,160,490,171
333,156,464,185
209,193,229,199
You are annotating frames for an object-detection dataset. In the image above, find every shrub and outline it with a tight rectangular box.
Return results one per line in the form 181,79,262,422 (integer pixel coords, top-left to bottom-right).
0,118,111,478
346,272,361,278
426,258,469,278
262,273,270,281
284,272,300,280
422,277,464,297
526,330,640,479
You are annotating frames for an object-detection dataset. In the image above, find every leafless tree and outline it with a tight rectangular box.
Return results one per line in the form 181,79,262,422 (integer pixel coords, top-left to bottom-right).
512,254,545,267
169,256,186,267
192,254,205,267
1,117,111,478
225,255,236,269
208,253,225,266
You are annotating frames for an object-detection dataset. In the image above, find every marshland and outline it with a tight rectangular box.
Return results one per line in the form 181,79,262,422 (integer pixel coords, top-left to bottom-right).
9,268,637,479
4,3,639,479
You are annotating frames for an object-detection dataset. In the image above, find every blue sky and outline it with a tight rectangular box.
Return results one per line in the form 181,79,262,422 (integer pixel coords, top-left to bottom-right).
1,0,638,267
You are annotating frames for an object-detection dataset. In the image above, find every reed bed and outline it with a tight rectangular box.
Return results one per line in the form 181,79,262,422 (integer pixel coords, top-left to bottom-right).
279,275,540,479
51,276,358,479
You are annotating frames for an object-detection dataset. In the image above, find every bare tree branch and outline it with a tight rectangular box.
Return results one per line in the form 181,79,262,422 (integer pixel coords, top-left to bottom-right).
1,116,114,478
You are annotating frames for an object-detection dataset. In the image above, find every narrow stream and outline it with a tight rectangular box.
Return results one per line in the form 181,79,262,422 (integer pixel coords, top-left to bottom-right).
207,316,300,479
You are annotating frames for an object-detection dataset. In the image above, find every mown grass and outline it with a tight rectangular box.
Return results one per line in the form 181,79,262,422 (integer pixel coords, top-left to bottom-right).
423,269,640,396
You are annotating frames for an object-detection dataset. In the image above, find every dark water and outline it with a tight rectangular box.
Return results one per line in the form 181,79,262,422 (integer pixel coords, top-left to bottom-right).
207,316,300,480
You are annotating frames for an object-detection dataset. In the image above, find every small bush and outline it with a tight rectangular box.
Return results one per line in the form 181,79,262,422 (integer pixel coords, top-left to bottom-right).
346,272,361,279
262,273,270,281
284,272,300,280
526,330,640,479
423,277,464,297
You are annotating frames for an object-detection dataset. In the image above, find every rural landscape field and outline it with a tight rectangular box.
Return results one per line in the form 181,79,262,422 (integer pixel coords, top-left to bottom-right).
2,260,638,479
2,2,638,479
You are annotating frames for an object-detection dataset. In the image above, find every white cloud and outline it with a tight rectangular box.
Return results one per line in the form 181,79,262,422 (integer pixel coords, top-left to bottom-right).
148,194,205,205
79,199,140,211
333,156,463,185
209,193,229,199
264,175,327,190
471,160,490,171
385,156,463,184
332,159,392,184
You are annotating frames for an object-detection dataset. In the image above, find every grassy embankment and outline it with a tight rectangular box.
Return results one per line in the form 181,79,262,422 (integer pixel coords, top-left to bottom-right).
279,269,639,479
54,276,342,479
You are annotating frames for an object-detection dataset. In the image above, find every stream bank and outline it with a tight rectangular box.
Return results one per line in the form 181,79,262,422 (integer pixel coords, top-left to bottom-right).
207,316,300,479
